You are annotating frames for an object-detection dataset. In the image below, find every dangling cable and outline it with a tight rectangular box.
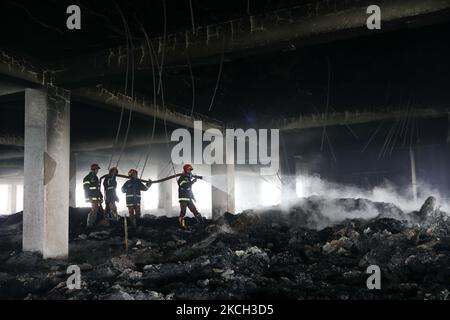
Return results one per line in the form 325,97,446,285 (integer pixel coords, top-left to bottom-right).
116,9,136,167
138,22,158,179
157,0,167,95
108,1,130,169
208,38,226,112
186,49,196,117
189,0,196,34
320,57,331,152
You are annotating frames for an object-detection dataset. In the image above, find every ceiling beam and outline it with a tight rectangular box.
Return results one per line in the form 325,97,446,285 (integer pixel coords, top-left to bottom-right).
0,133,171,153
0,135,24,147
274,108,448,130
0,53,221,130
0,80,25,96
52,0,450,85
72,85,222,130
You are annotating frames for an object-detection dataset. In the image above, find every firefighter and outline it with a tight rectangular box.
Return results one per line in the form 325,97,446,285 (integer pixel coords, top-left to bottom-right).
121,169,152,228
83,163,104,227
103,167,119,221
177,164,204,229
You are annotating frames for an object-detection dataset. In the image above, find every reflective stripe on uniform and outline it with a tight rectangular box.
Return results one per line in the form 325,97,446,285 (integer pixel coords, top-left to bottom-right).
108,187,115,190
126,195,141,197
179,180,189,186
83,181,90,185
89,187,98,190
179,198,192,201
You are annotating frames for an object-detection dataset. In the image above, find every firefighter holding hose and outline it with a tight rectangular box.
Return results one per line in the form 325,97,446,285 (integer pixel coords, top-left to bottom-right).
121,169,152,228
83,163,104,227
103,167,119,221
177,164,205,229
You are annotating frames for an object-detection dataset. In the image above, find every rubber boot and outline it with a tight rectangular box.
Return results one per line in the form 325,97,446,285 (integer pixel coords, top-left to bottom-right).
129,216,137,229
86,211,96,227
179,216,187,229
108,208,119,222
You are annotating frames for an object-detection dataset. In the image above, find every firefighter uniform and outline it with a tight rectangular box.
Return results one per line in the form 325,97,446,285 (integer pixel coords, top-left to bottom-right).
103,173,119,220
83,171,102,202
121,174,151,227
177,170,203,228
83,166,103,227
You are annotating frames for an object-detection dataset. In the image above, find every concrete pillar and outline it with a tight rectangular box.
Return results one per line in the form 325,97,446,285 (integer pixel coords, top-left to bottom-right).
69,153,77,207
410,147,418,204
158,177,173,213
8,184,17,213
23,87,71,259
280,155,296,207
211,164,235,219
295,159,303,198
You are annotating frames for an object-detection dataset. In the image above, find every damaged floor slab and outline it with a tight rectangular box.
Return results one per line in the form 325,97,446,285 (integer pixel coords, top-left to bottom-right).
1,196,449,299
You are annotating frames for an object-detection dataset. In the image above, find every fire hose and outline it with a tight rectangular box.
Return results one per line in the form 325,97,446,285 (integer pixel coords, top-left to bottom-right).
99,173,203,184
99,172,202,254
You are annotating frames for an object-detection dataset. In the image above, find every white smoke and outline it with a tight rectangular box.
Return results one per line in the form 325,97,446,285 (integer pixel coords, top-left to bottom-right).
295,174,449,213
236,172,449,228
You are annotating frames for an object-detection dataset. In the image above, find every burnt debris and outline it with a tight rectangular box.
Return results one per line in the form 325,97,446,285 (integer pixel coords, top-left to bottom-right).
1,196,450,300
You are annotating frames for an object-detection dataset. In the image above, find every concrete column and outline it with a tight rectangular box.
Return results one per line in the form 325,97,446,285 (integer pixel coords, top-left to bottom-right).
158,177,173,213
69,153,77,207
295,159,303,198
280,155,296,207
211,164,235,220
23,87,71,259
8,184,17,214
410,147,418,204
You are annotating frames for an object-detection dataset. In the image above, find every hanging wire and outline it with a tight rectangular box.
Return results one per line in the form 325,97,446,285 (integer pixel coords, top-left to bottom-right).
362,120,385,153
108,1,131,169
188,0,196,34
390,98,412,155
208,38,226,112
154,0,176,176
320,57,331,151
325,131,337,163
378,118,398,159
115,8,136,168
186,49,196,117
157,0,167,95
161,81,177,175
136,21,158,178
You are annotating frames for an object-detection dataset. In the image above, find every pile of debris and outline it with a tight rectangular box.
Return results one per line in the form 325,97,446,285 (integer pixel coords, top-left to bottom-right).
1,196,450,300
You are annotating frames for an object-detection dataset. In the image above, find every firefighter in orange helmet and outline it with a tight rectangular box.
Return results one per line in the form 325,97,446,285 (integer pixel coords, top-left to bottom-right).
121,169,152,228
177,164,204,228
83,163,104,227
103,167,119,221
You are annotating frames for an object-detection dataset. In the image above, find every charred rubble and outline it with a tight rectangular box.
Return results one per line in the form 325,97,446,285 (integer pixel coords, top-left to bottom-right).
1,196,450,300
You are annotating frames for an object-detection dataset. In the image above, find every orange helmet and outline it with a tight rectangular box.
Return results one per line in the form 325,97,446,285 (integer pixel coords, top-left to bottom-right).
90,163,100,170
109,167,118,175
128,169,138,177
183,164,193,172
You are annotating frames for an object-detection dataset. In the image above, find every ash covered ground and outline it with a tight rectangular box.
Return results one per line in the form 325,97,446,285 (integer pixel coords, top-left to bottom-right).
1,196,450,300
